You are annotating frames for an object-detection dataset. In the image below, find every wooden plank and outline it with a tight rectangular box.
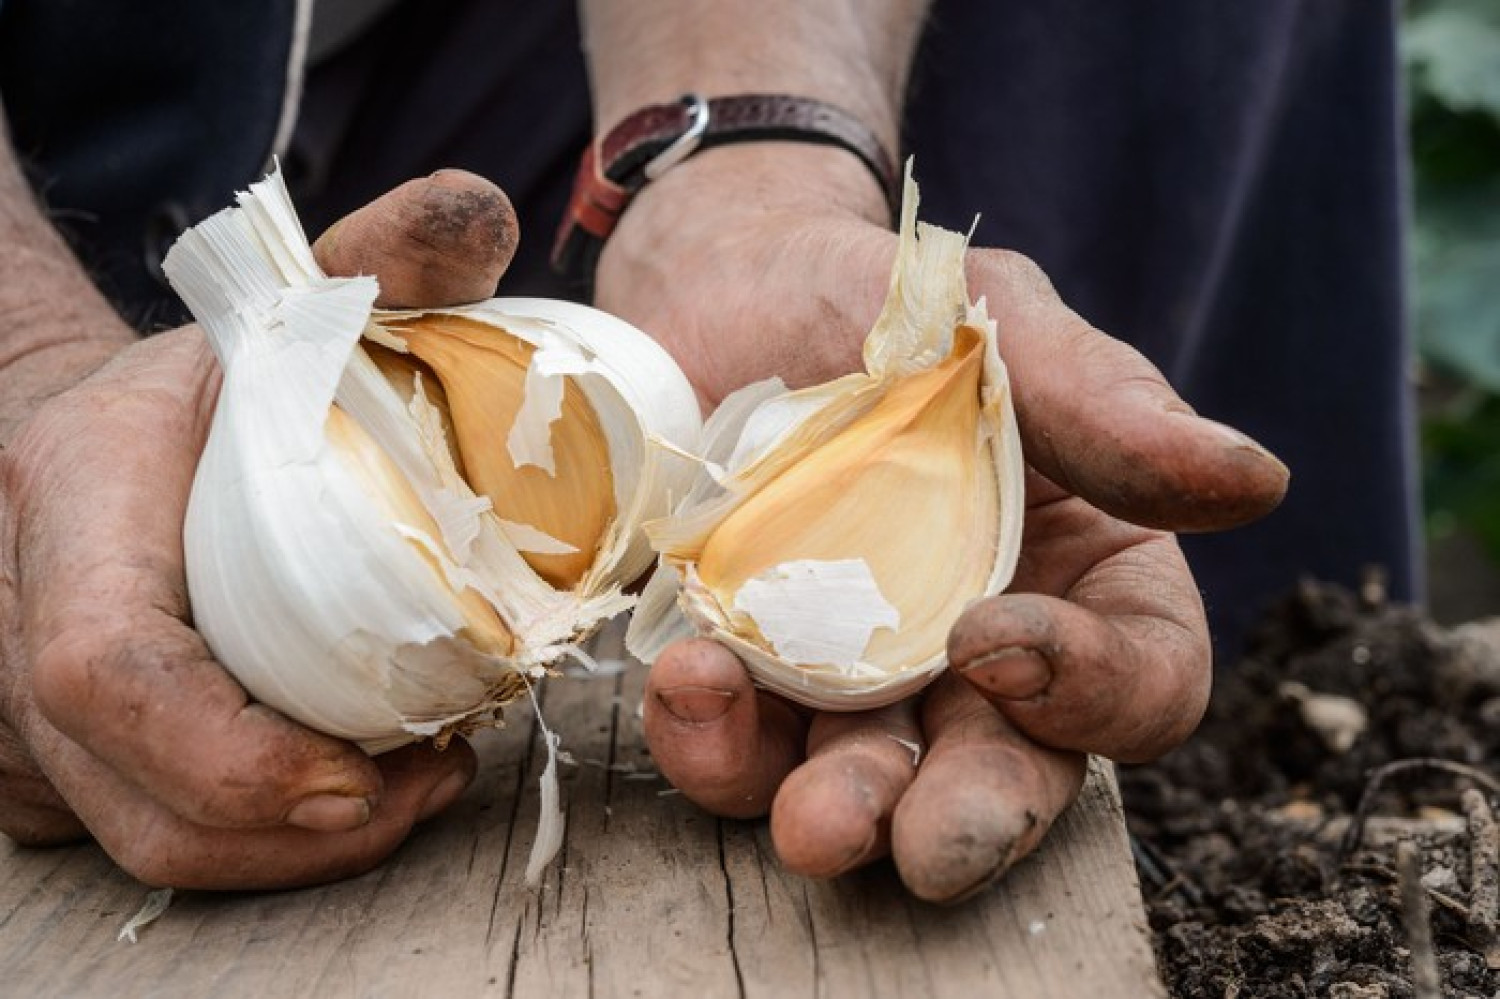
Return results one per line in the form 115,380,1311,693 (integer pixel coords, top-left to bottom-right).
0,624,1164,998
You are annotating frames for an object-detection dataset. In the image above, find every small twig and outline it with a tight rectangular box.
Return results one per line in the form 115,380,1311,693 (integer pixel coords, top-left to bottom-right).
1129,833,1204,906
1396,839,1443,999
1462,788,1500,968
1338,758,1500,865
1340,861,1472,919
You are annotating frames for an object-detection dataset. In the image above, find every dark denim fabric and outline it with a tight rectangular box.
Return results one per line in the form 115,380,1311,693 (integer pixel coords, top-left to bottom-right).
0,0,1416,655
0,0,299,328
904,1,1418,650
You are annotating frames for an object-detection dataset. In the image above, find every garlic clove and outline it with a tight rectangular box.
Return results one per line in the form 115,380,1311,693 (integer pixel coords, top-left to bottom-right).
323,403,515,656
379,314,615,590
627,165,1025,711
695,325,998,674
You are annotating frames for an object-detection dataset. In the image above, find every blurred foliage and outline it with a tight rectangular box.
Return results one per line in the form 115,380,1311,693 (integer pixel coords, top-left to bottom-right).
1423,390,1500,556
1406,0,1500,555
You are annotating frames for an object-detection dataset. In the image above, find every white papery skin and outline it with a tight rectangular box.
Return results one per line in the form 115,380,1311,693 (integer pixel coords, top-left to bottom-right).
166,171,700,752
627,167,1026,711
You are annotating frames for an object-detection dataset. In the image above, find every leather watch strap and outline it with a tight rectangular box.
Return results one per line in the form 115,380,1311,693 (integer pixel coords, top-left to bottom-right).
551,94,900,296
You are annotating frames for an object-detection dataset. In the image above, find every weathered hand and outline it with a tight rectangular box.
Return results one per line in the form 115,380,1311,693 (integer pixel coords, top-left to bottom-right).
597,146,1288,902
0,171,516,889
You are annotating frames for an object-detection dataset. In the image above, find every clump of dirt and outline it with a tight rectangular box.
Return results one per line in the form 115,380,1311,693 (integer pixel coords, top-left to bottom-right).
1120,578,1500,998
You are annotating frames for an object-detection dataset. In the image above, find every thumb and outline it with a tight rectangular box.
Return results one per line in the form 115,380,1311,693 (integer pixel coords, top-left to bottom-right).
971,248,1289,532
312,169,519,308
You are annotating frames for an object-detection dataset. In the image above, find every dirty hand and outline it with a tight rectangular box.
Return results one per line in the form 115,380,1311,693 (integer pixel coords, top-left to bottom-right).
0,172,516,889
597,146,1290,902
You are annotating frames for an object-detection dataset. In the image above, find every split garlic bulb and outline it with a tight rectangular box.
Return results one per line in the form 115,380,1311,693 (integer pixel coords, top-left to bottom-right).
627,168,1025,711
164,171,700,753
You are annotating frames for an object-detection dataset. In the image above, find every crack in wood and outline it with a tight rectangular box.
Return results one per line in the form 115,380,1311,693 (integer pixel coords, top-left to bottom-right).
717,820,747,998
555,797,573,922
601,670,624,832
586,930,596,999
752,827,773,916
802,882,822,997
505,917,524,997
465,830,480,879
486,715,538,948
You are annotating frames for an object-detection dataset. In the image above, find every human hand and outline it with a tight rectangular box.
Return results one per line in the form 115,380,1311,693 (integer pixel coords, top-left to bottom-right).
596,146,1289,902
0,171,517,889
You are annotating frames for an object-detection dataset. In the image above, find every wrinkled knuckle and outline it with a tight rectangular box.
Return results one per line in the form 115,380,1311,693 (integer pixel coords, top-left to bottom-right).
193,739,308,824
975,248,1056,300
30,627,112,727
1114,694,1207,765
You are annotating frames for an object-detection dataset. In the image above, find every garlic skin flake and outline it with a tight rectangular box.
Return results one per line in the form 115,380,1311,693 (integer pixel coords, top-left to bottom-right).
165,170,700,752
627,168,1025,711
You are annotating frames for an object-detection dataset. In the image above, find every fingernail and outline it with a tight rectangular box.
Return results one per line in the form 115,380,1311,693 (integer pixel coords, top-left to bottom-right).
1205,419,1287,466
959,647,1051,700
418,770,472,822
656,685,737,724
285,793,372,832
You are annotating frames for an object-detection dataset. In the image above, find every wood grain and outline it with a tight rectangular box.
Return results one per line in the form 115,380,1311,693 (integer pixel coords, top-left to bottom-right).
0,625,1164,998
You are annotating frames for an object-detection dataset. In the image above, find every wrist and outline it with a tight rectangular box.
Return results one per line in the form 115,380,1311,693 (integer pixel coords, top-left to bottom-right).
553,94,899,296
0,226,137,443
623,140,892,244
0,337,129,446
581,2,924,160
601,142,894,307
0,251,136,442
1,119,137,406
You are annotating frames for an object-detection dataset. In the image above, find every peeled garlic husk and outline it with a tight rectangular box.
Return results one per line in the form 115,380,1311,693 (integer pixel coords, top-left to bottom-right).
626,167,1025,711
164,170,701,752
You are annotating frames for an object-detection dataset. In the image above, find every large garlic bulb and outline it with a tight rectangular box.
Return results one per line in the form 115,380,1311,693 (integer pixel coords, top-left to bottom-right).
627,168,1025,711
165,171,701,752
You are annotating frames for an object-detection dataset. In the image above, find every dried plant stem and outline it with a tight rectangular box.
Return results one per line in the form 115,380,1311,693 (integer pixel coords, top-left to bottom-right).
1462,788,1500,968
1396,839,1442,999
1338,758,1500,864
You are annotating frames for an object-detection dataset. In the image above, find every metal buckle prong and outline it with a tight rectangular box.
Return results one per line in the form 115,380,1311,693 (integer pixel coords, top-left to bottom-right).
643,94,711,180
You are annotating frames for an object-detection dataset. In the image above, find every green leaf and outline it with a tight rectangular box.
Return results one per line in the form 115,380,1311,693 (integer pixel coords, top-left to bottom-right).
1414,180,1500,392
1404,0,1500,122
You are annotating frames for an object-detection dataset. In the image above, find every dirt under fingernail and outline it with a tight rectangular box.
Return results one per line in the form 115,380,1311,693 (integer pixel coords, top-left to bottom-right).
656,686,737,724
285,793,372,832
959,646,1051,700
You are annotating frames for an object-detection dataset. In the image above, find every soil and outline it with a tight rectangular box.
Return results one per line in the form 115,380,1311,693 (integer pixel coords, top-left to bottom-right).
1120,578,1500,998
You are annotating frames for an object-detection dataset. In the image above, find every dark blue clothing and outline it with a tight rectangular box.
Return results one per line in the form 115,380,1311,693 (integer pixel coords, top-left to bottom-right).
0,0,301,327
0,0,1417,656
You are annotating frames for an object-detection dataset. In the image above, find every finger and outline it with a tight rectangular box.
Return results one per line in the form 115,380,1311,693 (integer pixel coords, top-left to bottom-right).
769,700,921,878
892,673,1086,904
34,711,475,889
951,592,1209,764
969,249,1289,532
643,639,807,819
950,491,1211,764
16,333,386,831
312,170,518,308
